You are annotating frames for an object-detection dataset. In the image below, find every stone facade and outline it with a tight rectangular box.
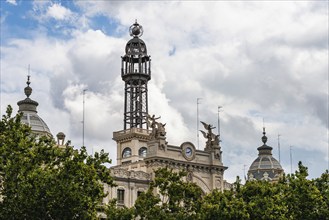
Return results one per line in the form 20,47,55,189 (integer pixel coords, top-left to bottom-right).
107,120,228,207
105,21,229,208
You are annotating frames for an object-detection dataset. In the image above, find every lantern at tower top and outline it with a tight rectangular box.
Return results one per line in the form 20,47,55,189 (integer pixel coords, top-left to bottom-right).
125,21,147,57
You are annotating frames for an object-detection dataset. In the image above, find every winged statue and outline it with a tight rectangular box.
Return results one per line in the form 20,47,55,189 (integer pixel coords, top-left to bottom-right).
200,121,220,148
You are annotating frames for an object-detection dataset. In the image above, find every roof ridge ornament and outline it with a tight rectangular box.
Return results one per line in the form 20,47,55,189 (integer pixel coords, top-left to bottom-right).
262,127,268,144
129,20,143,38
17,66,39,113
25,65,32,98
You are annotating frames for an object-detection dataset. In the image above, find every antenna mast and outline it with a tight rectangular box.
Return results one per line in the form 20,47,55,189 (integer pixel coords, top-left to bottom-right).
278,134,281,163
82,89,87,147
218,106,222,140
290,146,293,174
243,164,247,182
197,98,202,149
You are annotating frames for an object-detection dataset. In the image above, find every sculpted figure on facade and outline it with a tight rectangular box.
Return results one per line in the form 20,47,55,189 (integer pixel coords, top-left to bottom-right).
147,114,166,139
200,121,220,150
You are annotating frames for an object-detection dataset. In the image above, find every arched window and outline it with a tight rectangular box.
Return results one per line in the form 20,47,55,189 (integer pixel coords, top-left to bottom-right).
139,147,147,157
122,147,132,158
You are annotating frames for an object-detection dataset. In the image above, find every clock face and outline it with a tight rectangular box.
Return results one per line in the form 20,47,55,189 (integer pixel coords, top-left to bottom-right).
181,142,196,161
185,147,192,157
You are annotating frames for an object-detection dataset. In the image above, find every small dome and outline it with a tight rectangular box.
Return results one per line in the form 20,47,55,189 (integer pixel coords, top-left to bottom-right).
17,75,52,137
247,128,284,181
125,37,147,56
56,132,66,140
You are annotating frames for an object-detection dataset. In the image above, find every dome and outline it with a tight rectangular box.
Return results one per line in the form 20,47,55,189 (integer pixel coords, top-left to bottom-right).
125,37,147,56
249,154,282,171
17,76,52,137
247,128,284,181
20,111,52,137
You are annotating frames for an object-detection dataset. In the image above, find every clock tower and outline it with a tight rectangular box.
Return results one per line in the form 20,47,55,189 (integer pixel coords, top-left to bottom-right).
109,22,228,208
122,21,151,129
113,21,152,166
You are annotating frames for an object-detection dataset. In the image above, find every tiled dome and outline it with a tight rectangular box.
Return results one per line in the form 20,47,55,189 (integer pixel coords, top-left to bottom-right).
17,76,52,137
247,128,284,181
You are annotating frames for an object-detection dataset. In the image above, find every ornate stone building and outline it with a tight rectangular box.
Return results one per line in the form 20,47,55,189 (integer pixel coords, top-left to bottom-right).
101,21,228,208
247,128,284,181
13,21,283,209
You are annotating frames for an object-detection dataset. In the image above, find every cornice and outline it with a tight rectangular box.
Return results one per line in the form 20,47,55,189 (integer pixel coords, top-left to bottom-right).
113,128,151,143
144,157,227,174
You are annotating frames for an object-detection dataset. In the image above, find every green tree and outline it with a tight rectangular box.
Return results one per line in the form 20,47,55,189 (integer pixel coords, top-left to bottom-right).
133,167,203,220
105,199,134,220
200,188,249,220
239,179,288,219
284,162,327,220
314,170,329,219
0,106,114,219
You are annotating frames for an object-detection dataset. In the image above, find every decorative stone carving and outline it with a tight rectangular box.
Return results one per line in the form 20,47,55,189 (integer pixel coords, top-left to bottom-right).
147,114,166,139
261,172,272,181
200,121,220,150
111,168,151,180
160,143,167,151
186,172,193,182
215,177,222,188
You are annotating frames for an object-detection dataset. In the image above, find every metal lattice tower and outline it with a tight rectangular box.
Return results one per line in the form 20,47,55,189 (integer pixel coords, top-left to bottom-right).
121,21,151,129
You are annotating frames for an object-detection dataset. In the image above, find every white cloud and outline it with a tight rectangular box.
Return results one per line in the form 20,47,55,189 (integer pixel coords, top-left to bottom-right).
1,1,328,180
46,3,73,21
5,0,17,5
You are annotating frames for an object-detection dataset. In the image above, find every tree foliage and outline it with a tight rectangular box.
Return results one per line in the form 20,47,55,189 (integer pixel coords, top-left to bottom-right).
201,163,328,220
0,106,114,219
106,167,203,220
1,106,328,219
283,162,327,220
107,164,328,220
200,188,249,220
134,167,203,220
105,199,134,220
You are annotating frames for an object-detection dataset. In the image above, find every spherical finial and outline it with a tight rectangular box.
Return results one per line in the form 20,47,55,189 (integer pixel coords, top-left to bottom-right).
24,75,32,98
262,127,268,144
129,20,143,37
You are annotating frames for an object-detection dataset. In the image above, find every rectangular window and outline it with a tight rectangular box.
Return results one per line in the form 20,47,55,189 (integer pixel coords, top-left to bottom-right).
117,189,125,204
137,191,143,197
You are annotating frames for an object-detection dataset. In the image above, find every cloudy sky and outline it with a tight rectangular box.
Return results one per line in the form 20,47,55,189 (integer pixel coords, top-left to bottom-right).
1,0,328,182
